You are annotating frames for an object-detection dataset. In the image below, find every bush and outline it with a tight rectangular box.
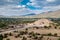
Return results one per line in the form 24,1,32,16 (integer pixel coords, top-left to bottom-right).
0,34,3,40
13,31,18,33
14,36,18,38
49,26,51,28
9,33,13,36
33,36,38,39
6,38,10,40
17,34,20,37
22,36,27,40
28,31,34,35
20,31,28,35
35,33,40,35
29,32,36,37
14,34,20,38
47,33,52,36
20,31,25,35
20,35,22,38
25,28,28,31
35,27,39,29
38,35,43,40
24,31,28,34
3,33,8,38
54,33,57,36
44,26,48,28
54,27,57,29
28,35,32,38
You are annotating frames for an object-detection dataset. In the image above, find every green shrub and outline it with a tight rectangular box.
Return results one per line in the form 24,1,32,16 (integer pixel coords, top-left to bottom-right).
47,33,52,36
0,34,3,40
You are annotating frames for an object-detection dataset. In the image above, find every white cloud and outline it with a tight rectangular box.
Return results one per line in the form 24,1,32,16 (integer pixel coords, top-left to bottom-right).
43,5,60,11
0,5,32,16
46,0,55,2
29,5,60,14
22,5,26,7
0,4,60,16
14,5,26,8
30,0,35,2
17,5,22,8
0,0,60,16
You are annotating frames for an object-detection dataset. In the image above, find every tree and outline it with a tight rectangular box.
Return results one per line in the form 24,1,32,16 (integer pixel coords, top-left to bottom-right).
54,33,57,36
3,33,8,38
22,36,27,40
54,27,57,29
44,26,48,29
25,28,28,31
0,23,7,28
47,33,52,36
14,34,20,38
49,26,51,28
20,31,25,35
38,35,43,40
6,38,10,40
14,36,18,38
28,35,32,38
0,34,3,40
35,27,39,29
9,33,13,36
33,36,38,39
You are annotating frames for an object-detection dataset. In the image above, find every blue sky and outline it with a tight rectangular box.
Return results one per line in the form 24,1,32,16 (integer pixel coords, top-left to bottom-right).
0,0,60,16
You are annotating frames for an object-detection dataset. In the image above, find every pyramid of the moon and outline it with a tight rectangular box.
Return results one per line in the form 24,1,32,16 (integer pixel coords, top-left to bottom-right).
27,19,53,27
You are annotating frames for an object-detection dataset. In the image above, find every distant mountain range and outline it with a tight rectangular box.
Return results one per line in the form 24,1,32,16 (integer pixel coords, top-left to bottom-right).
18,10,60,18
22,13,36,16
0,10,60,18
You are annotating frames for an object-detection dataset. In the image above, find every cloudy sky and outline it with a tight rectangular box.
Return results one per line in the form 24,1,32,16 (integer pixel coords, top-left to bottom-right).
0,0,60,16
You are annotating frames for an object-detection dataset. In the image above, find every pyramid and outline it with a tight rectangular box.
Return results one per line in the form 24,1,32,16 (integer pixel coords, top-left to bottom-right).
27,19,53,27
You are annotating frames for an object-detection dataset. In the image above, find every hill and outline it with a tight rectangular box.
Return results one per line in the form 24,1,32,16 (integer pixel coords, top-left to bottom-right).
21,10,60,18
